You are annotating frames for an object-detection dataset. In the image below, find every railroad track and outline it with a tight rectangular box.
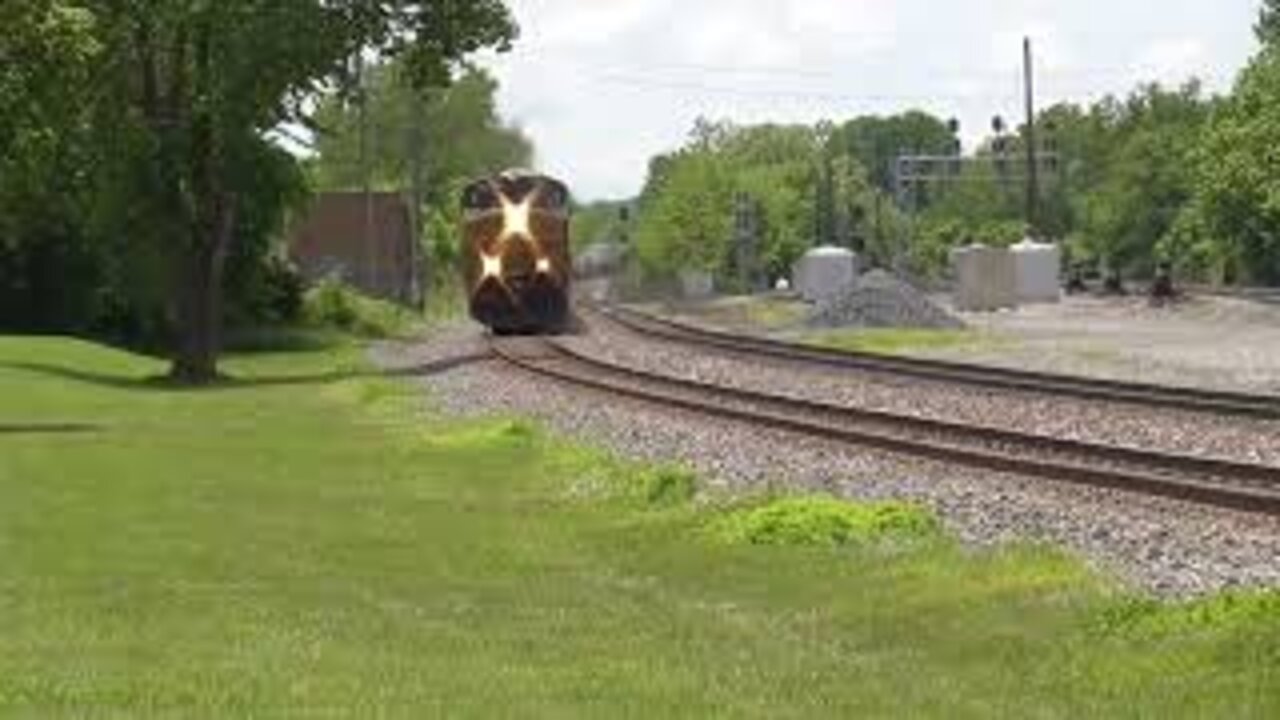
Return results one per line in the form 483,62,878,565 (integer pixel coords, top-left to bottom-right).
489,335,1280,516
585,304,1280,420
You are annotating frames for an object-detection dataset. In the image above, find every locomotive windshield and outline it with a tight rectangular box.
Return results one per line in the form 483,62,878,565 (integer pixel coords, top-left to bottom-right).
461,182,499,212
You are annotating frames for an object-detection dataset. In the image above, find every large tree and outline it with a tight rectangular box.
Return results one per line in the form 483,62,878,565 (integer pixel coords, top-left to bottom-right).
1260,0,1280,44
1063,83,1213,276
0,3,105,332
830,111,956,196
308,63,532,203
1181,49,1280,284
633,120,887,285
78,1,517,383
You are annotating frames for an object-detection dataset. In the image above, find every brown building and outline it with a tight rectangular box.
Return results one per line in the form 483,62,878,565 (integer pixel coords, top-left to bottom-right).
287,191,419,304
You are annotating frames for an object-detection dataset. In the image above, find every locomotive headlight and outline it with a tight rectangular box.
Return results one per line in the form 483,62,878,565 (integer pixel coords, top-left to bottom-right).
499,195,534,242
481,253,503,279
536,257,551,274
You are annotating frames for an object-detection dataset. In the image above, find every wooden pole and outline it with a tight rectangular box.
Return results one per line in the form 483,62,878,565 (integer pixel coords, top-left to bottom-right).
1023,36,1040,238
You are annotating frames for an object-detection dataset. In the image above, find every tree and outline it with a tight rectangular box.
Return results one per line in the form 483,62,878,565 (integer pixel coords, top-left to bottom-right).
1184,49,1280,284
0,2,102,332
831,112,955,196
634,150,733,275
632,119,888,286
1067,83,1212,276
77,1,517,383
571,201,631,250
308,63,532,205
1260,0,1280,45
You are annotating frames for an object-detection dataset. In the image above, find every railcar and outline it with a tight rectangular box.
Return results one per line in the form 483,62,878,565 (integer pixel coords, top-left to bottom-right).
460,170,572,334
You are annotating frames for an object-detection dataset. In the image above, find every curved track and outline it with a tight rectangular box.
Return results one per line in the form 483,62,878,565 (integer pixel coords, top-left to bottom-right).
489,335,1280,516
586,304,1280,420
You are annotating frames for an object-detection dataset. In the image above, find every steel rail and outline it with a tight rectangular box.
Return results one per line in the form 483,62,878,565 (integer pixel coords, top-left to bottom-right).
587,303,1280,420
490,336,1280,516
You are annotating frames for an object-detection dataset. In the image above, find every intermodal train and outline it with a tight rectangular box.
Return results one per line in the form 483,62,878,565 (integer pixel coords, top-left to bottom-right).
460,170,572,334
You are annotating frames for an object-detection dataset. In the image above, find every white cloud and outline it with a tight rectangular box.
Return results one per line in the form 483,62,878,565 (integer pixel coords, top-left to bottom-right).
480,0,1259,200
1130,38,1209,86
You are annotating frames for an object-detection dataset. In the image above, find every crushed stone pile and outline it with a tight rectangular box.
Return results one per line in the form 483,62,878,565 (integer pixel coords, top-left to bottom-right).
809,270,965,329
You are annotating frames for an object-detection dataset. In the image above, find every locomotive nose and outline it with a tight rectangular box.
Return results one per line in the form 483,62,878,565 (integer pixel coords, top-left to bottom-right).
496,174,539,204
501,238,538,283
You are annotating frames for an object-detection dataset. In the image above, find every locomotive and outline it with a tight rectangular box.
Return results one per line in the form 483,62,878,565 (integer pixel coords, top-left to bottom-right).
460,170,572,334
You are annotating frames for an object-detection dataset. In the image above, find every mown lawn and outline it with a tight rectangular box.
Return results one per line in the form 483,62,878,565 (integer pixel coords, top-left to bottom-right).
0,335,1276,717
806,327,996,355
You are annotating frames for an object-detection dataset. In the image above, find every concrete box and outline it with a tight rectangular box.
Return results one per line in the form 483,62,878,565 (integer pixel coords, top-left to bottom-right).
679,270,715,300
1011,239,1062,304
793,247,859,303
952,244,1018,312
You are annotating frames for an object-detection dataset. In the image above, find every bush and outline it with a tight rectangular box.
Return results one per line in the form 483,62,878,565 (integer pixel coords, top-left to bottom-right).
302,280,418,338
714,496,937,547
640,466,698,508
225,256,307,328
1098,591,1280,637
255,256,307,324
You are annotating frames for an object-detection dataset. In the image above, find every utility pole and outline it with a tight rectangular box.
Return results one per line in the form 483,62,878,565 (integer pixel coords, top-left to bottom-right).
1023,36,1040,239
407,92,427,308
357,57,376,296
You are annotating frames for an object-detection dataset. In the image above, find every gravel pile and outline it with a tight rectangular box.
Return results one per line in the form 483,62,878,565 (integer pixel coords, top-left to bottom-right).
810,270,964,330
373,325,1280,598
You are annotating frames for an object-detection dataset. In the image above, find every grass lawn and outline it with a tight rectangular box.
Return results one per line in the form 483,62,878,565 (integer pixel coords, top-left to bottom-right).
806,327,1000,355
661,296,812,333
0,335,1277,716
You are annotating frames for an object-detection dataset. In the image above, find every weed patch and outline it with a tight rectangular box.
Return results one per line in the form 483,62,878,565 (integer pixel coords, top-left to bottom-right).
639,466,698,508
1098,591,1280,637
808,327,991,355
713,496,938,547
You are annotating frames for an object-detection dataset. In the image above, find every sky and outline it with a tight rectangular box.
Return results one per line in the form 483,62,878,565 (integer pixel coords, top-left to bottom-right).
478,0,1264,201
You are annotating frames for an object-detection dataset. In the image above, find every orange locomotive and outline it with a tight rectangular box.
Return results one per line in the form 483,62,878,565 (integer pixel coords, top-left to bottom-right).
460,170,572,334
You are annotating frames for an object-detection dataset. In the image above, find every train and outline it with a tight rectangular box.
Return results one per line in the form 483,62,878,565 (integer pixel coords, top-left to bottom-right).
460,170,572,334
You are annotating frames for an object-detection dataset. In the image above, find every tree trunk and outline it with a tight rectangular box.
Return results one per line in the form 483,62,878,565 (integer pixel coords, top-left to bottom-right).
169,195,235,385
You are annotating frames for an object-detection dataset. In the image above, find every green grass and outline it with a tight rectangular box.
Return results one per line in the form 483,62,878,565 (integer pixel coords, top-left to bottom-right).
807,327,995,355
675,296,811,331
712,497,938,547
1,336,1277,716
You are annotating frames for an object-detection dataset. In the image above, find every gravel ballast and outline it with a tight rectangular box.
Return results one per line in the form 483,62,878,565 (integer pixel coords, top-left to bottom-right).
373,324,1280,599
905,295,1280,395
569,312,1280,468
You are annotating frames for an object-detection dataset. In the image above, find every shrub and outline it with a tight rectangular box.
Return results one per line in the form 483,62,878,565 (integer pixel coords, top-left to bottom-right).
302,280,418,338
224,255,308,329
714,496,937,547
1098,591,1280,637
640,466,698,508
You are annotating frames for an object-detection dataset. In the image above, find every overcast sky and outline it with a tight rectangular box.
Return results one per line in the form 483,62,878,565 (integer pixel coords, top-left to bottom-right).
478,0,1263,201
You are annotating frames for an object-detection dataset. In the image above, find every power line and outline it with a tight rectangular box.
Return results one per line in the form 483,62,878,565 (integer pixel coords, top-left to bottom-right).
580,72,1021,105
508,48,1237,88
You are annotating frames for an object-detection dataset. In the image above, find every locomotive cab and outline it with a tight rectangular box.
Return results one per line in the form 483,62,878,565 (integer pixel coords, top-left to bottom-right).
460,171,572,334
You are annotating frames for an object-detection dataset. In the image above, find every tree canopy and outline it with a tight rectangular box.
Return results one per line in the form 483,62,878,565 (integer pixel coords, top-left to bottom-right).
0,1,519,382
633,120,891,286
1177,49,1280,284
627,74,1273,288
1259,0,1280,44
308,63,533,204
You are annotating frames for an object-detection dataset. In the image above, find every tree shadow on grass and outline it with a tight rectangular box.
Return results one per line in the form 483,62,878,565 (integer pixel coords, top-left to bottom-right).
0,423,103,435
0,352,494,393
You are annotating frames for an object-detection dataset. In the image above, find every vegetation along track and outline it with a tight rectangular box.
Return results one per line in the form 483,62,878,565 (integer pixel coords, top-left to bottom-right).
489,335,1280,516
585,303,1280,420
